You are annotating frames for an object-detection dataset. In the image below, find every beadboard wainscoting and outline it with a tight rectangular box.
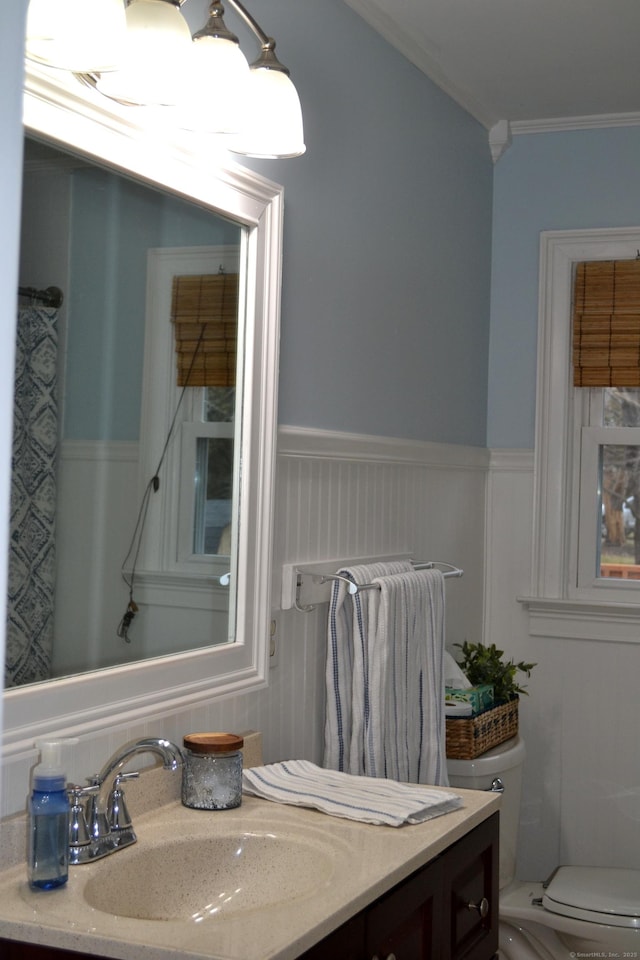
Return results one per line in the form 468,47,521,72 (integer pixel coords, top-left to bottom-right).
54,440,230,678
1,427,488,819
53,440,140,677
6,435,640,886
485,449,640,883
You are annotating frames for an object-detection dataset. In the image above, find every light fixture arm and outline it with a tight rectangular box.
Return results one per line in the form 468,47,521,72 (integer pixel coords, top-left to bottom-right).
223,0,291,75
222,0,269,47
125,0,292,75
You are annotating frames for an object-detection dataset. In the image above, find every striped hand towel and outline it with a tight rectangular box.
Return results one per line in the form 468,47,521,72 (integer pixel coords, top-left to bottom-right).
324,560,413,775
242,760,462,827
371,569,448,786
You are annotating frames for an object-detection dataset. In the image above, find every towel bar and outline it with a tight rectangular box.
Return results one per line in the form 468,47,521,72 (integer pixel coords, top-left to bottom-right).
281,555,463,612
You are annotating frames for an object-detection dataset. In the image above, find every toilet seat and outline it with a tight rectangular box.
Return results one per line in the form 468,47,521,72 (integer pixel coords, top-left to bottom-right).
543,866,640,928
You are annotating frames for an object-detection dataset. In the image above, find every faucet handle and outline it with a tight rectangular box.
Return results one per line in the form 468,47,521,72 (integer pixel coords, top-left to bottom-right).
84,777,111,841
67,784,92,848
108,773,138,832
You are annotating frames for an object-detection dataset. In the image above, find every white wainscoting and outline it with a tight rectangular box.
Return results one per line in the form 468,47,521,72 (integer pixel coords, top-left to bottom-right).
1,427,487,818
53,440,140,676
53,440,231,678
485,449,640,882
7,434,640,881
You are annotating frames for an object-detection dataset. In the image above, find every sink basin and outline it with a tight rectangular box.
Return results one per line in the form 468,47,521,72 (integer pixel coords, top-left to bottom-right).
83,825,340,922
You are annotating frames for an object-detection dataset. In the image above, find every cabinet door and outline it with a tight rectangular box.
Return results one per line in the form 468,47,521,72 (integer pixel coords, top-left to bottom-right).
296,912,365,960
442,813,499,960
365,857,443,960
0,941,94,960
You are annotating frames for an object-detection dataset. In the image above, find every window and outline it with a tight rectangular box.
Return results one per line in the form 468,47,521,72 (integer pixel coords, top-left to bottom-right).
570,257,640,598
170,271,239,567
525,228,640,642
574,391,640,593
178,387,236,563
133,245,243,632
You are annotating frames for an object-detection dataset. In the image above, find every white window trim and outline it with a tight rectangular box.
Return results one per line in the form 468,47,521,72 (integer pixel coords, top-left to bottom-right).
521,226,640,643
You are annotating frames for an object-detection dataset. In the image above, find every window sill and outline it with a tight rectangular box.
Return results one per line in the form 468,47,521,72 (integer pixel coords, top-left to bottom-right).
518,596,640,643
134,570,230,611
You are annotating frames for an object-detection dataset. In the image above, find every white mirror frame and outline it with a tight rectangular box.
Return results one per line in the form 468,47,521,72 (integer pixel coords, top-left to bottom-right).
4,63,283,757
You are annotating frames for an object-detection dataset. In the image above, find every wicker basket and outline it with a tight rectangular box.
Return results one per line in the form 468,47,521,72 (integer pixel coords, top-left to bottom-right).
445,697,518,760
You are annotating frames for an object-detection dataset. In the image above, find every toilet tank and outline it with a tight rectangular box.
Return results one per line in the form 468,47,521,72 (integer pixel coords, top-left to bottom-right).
447,735,525,890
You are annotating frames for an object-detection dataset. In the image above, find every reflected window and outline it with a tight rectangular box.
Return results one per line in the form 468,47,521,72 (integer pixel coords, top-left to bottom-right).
170,272,238,560
136,244,242,596
193,387,235,555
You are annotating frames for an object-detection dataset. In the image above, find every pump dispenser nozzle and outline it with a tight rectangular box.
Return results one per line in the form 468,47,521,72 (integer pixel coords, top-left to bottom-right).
33,738,79,791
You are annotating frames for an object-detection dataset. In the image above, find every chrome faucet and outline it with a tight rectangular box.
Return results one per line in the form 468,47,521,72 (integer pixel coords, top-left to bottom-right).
69,737,183,865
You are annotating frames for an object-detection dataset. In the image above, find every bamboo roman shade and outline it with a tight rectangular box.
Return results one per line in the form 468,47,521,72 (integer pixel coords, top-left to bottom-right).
171,272,239,387
573,259,640,387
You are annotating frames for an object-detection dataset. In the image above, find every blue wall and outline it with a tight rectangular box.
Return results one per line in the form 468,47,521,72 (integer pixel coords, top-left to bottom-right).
58,0,496,448
66,168,238,440
230,0,494,447
489,125,640,449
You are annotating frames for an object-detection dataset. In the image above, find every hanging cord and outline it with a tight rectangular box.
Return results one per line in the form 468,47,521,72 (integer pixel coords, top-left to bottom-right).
117,322,207,642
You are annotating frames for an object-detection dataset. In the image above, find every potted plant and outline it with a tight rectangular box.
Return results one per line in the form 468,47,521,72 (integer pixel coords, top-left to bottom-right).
446,643,536,760
454,641,536,704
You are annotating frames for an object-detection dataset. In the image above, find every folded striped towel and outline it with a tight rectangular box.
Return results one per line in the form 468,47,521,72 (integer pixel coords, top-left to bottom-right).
242,760,463,827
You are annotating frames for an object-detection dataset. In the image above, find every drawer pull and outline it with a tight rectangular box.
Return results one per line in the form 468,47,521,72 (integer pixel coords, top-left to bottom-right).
467,896,490,918
371,955,397,960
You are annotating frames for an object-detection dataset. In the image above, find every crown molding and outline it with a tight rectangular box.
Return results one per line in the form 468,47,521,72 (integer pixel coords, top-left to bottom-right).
511,111,640,135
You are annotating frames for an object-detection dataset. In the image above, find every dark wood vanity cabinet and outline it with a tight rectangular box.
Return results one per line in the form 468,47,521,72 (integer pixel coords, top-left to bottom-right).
0,814,498,960
299,813,499,960
0,945,74,960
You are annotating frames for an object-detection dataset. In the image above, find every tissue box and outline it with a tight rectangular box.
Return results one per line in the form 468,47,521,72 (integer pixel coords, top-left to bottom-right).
445,684,494,715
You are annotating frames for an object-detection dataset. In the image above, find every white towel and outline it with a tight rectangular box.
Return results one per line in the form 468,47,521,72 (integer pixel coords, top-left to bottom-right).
371,569,448,786
324,560,413,774
242,760,462,828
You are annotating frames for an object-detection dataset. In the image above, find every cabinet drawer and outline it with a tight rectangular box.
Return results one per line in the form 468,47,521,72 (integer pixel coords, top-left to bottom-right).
444,813,499,960
365,855,442,960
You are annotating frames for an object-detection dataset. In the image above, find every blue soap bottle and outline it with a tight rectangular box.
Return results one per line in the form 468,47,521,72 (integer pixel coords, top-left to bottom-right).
28,740,74,890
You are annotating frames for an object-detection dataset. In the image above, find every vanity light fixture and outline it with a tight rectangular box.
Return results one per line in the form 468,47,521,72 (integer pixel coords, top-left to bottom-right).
25,0,127,72
24,0,306,159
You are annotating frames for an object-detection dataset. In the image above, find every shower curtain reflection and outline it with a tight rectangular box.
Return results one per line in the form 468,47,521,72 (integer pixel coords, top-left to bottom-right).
6,304,59,687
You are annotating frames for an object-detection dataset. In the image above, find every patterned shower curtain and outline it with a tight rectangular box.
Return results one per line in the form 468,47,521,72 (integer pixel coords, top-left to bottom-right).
5,305,59,687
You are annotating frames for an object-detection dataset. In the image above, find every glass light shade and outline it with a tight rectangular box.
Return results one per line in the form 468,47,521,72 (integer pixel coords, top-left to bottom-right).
177,36,250,134
96,0,192,106
230,67,305,159
26,0,126,72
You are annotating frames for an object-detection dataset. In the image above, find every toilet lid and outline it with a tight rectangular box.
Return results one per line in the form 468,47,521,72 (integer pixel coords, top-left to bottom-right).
543,866,640,928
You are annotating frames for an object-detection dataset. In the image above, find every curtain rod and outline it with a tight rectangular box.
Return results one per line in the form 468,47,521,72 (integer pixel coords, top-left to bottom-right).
18,285,64,309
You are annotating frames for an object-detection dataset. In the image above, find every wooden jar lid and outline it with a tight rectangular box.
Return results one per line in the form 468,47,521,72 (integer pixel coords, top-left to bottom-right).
183,732,244,754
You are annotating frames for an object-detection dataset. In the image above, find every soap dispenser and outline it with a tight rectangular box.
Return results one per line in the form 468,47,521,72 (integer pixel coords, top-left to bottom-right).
28,739,77,890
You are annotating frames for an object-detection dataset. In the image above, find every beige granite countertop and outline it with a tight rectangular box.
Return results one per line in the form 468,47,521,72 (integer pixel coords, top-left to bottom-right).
0,783,499,960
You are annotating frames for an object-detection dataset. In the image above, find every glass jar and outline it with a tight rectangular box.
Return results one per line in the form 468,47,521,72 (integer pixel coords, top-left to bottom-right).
181,733,244,810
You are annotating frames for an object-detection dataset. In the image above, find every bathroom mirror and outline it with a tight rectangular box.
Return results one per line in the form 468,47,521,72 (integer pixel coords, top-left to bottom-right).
3,62,283,755
13,136,243,686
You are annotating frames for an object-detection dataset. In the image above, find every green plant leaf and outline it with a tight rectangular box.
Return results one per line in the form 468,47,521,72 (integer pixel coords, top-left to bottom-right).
453,641,536,702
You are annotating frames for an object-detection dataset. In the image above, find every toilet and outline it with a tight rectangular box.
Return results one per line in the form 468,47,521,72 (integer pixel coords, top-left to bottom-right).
447,736,640,960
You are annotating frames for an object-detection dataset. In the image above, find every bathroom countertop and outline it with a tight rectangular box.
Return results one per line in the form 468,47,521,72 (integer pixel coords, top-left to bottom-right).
0,787,499,960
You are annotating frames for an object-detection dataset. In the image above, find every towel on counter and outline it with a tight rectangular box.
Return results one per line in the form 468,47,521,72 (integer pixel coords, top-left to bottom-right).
370,569,448,787
324,559,413,775
242,760,463,828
